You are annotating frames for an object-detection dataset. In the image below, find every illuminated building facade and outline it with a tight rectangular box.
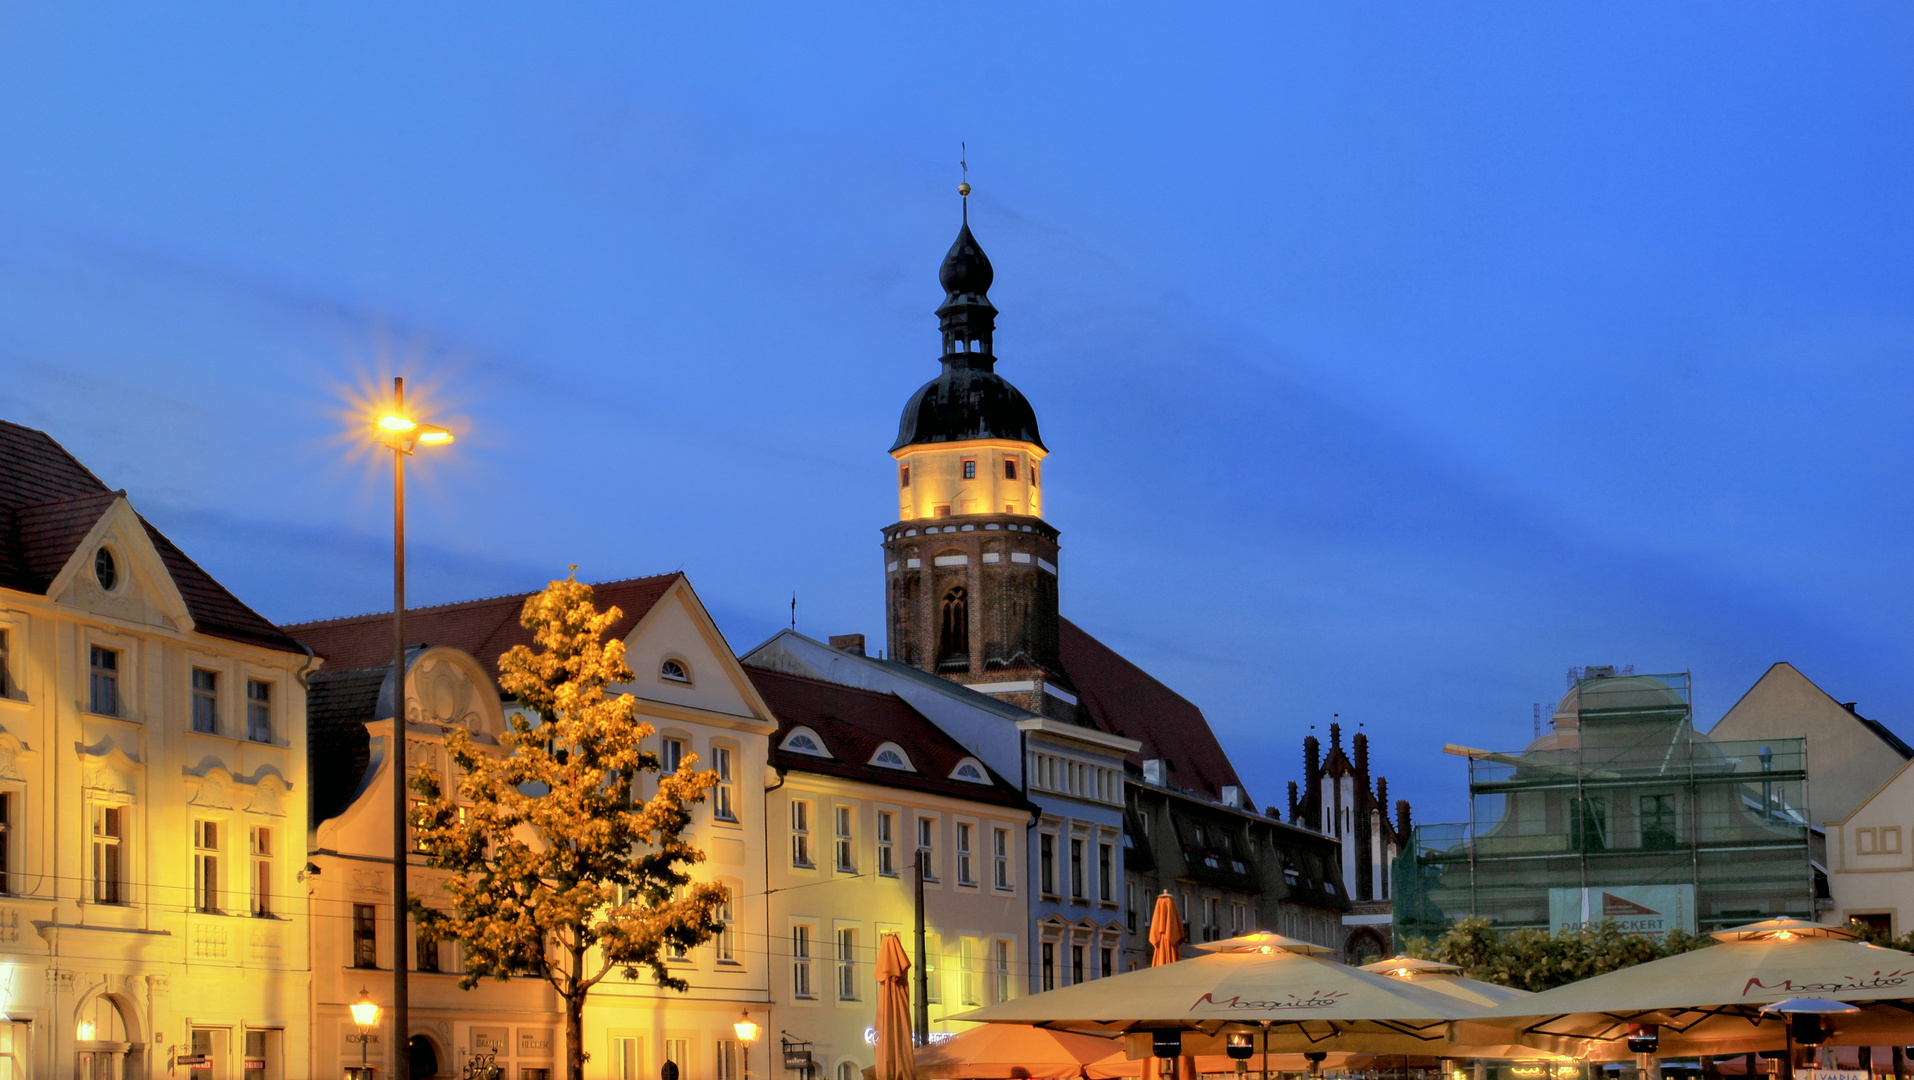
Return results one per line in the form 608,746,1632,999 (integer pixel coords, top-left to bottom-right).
0,420,313,1080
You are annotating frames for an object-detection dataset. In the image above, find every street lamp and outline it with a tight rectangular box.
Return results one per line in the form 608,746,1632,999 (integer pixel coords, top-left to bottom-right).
372,376,455,1080
734,1011,760,1080
350,988,382,1080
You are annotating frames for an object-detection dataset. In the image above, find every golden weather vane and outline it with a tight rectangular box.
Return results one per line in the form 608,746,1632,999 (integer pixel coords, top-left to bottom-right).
959,142,970,199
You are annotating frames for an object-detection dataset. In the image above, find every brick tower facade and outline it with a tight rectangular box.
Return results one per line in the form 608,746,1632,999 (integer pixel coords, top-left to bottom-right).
882,198,1076,719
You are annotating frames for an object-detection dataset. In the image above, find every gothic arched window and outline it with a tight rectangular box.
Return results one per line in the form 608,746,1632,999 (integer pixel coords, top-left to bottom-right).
938,586,969,664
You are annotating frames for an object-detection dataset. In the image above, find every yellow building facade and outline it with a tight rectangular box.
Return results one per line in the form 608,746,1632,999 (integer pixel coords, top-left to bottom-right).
0,422,314,1080
292,575,778,1080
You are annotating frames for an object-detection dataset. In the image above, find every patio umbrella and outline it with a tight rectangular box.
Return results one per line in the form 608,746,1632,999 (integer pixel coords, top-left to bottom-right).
1189,932,1335,957
878,933,919,1080
865,1027,1124,1080
1455,918,1914,1061
1146,894,1195,1080
954,938,1539,1058
1357,956,1534,1012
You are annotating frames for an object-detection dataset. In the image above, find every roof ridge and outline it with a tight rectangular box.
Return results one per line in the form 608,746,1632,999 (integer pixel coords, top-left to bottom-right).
286,571,683,629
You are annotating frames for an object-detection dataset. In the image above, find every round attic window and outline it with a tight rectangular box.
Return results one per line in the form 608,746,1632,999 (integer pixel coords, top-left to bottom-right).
94,547,118,591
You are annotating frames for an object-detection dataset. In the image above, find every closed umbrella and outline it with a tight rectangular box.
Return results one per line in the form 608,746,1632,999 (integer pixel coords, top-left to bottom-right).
1146,894,1196,1080
878,933,919,1080
1456,918,1914,1061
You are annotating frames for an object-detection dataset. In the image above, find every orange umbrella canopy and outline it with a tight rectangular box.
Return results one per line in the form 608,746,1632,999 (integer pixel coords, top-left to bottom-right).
900,1027,1124,1080
1149,893,1185,967
877,933,918,1080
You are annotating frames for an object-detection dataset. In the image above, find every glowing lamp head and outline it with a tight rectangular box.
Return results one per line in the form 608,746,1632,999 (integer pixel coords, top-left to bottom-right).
377,415,417,433
350,988,381,1028
1226,1034,1254,1061
415,426,453,445
733,1011,759,1046
77,1019,95,1041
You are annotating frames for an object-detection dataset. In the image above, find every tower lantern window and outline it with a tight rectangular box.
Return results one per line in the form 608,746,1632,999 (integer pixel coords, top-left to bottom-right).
900,465,911,488
963,460,977,480
1004,458,1018,480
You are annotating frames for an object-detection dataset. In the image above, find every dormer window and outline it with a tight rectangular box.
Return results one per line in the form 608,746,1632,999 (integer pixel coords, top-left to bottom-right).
781,728,829,757
871,743,914,771
660,659,690,683
94,547,118,591
950,759,989,784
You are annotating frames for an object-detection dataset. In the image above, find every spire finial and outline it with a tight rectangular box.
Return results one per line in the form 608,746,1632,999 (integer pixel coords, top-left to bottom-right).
958,143,970,222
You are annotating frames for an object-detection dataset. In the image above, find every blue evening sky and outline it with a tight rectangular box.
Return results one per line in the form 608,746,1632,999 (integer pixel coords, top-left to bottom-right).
1,5,1908,825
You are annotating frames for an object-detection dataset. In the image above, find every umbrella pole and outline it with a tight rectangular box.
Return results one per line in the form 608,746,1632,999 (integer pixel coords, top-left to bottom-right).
1262,1023,1271,1080
1894,1047,1905,1080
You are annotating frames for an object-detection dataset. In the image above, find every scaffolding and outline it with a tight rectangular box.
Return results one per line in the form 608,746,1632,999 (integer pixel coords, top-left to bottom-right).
1395,672,1818,939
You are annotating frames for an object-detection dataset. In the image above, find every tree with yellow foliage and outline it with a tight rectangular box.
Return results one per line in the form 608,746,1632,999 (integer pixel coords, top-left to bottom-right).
410,574,727,1080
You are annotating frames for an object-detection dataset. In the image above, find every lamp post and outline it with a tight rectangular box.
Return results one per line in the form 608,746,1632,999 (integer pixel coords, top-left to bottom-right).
733,1011,760,1080
350,988,382,1080
373,377,454,1080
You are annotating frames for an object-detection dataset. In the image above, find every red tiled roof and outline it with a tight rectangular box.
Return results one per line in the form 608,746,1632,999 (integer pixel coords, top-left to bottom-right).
0,420,304,654
286,574,682,681
748,667,1032,811
1058,617,1247,802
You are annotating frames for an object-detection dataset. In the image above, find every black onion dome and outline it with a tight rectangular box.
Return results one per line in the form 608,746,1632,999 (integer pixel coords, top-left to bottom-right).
939,223,994,299
891,367,1046,451
892,213,1045,452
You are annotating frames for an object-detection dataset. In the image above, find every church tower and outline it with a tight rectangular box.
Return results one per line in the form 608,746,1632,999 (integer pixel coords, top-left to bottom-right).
882,199,1074,717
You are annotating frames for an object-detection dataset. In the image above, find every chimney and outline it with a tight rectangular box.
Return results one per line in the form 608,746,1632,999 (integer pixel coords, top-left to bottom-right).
1353,732,1369,782
1287,780,1299,822
1304,735,1321,787
828,634,866,656
1142,758,1168,786
1396,799,1412,844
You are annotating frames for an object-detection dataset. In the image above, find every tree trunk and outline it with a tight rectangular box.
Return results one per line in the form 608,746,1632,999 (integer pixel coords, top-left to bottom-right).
565,952,588,1080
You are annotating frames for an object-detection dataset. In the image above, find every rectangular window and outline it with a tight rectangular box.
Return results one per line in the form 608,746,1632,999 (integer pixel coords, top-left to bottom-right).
1100,946,1113,979
250,826,273,916
791,800,813,867
192,819,219,907
663,1041,689,1079
192,669,219,733
1004,458,1018,480
960,938,980,1005
614,1039,639,1080
834,806,855,872
716,1041,739,1080
1641,794,1679,850
924,933,942,1003
993,828,1011,890
89,646,120,716
1098,843,1113,902
917,818,936,881
1126,882,1137,933
662,737,685,773
353,904,378,968
962,459,977,480
956,823,974,886
1071,944,1084,985
1205,897,1221,942
92,805,124,904
994,939,1012,1002
1070,838,1085,899
245,1030,271,1080
878,812,896,876
246,679,273,742
1040,833,1055,896
713,746,736,821
1032,464,1040,486
666,884,689,959
1041,942,1055,991
792,924,815,998
837,927,858,1000
715,896,736,962
900,464,911,488
416,921,441,973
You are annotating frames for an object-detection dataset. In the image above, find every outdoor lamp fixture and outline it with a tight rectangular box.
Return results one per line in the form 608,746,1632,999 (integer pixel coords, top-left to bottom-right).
77,1019,95,1042
1761,998,1860,1048
1625,1025,1659,1054
370,376,455,1080
734,1011,759,1080
1226,1033,1254,1076
351,988,382,1077
1303,1051,1327,1078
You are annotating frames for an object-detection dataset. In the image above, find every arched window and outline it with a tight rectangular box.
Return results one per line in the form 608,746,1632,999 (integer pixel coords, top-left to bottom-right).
660,659,690,683
871,743,914,771
951,759,988,784
782,728,829,757
938,586,969,665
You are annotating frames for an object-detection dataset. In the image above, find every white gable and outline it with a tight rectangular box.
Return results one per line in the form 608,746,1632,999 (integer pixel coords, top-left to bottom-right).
49,497,193,633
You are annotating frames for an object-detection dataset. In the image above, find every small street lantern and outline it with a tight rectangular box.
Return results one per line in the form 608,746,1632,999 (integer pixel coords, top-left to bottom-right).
733,1012,760,1080
349,988,382,1080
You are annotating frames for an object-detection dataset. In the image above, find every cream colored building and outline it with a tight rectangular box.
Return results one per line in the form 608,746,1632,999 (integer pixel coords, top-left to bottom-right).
1709,662,1912,827
291,574,778,1080
0,420,314,1080
745,667,1033,1080
1828,759,1914,935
